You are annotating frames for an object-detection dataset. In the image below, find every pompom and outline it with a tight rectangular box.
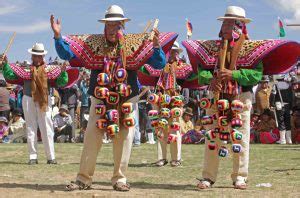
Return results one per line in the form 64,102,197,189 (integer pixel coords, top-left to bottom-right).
94,86,109,99
97,73,110,86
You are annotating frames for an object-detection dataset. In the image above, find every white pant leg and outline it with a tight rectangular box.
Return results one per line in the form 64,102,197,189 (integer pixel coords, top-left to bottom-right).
169,131,182,161
157,137,168,160
170,117,182,161
37,96,55,160
120,102,138,173
231,92,252,182
22,96,38,160
202,107,221,182
111,102,137,185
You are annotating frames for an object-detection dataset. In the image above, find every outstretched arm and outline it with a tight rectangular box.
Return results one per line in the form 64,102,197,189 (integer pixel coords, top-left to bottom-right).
0,55,18,80
146,29,166,69
50,15,76,61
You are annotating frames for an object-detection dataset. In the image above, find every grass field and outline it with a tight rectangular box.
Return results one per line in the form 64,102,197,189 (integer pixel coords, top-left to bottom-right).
0,143,299,198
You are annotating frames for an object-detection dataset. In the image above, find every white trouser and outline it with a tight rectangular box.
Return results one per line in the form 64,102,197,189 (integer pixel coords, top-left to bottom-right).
157,130,182,161
202,92,252,183
22,95,55,160
76,97,137,185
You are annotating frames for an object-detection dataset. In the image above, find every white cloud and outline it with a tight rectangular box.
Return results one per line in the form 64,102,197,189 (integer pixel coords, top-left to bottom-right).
0,21,49,34
0,1,26,15
265,0,300,24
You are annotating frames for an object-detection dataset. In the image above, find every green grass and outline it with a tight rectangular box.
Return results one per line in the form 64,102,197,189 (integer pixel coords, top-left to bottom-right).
0,143,299,197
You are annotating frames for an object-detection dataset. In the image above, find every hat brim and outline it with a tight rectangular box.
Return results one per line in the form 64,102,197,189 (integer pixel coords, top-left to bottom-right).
0,119,8,123
184,112,193,116
28,49,47,55
171,47,183,53
217,16,252,23
59,108,69,113
98,17,131,23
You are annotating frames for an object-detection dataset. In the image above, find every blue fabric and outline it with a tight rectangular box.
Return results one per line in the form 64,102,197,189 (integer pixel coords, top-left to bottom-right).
54,36,166,68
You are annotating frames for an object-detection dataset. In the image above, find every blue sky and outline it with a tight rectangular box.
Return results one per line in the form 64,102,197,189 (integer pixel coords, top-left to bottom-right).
1,0,300,62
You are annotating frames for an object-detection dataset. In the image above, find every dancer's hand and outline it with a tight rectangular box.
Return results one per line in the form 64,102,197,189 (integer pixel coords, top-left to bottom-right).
209,78,222,92
219,68,233,81
50,14,62,39
152,28,160,48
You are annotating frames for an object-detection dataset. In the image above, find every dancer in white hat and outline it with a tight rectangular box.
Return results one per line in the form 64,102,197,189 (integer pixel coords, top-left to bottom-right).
1,43,72,165
182,5,300,190
51,5,177,191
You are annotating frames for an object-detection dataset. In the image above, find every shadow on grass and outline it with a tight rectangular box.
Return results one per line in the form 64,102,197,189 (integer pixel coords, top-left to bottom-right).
69,162,153,168
0,181,198,192
0,161,27,165
274,148,300,151
0,183,66,191
94,181,198,191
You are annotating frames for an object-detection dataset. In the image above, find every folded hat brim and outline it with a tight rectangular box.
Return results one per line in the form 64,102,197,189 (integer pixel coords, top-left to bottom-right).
28,49,48,55
184,112,193,116
98,17,131,23
59,108,69,113
217,16,252,23
171,47,183,53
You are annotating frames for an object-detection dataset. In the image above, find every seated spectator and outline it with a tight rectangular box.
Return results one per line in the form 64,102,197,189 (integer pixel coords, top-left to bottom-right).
9,108,26,143
250,111,260,143
53,104,73,143
0,116,9,143
182,119,205,144
253,109,279,144
179,107,194,135
291,106,300,144
0,80,10,120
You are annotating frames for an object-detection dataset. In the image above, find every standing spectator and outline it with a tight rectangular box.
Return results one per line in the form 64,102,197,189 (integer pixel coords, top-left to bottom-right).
255,76,272,114
270,75,293,144
0,79,10,120
79,76,90,128
0,116,9,143
59,84,80,141
8,108,26,143
53,104,73,143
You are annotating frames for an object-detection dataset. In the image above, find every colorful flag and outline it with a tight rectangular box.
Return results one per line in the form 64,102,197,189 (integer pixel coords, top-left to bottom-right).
186,19,193,39
278,17,286,37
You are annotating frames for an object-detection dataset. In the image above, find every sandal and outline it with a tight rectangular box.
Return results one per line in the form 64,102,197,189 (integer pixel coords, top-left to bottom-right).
196,178,213,190
65,180,91,191
170,160,181,167
233,181,247,190
113,182,130,192
154,159,168,167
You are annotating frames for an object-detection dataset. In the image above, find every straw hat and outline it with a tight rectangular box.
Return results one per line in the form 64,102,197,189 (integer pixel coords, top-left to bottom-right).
0,116,8,123
171,41,183,53
183,107,193,116
98,5,130,23
59,104,69,114
217,6,252,23
28,43,48,55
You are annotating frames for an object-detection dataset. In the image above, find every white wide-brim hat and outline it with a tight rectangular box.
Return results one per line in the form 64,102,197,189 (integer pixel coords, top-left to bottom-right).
217,6,252,23
28,43,48,55
171,41,183,53
98,5,131,23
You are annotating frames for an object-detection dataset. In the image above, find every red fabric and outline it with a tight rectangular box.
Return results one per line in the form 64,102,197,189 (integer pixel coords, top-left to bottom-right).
295,133,300,144
250,133,255,143
259,131,279,144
